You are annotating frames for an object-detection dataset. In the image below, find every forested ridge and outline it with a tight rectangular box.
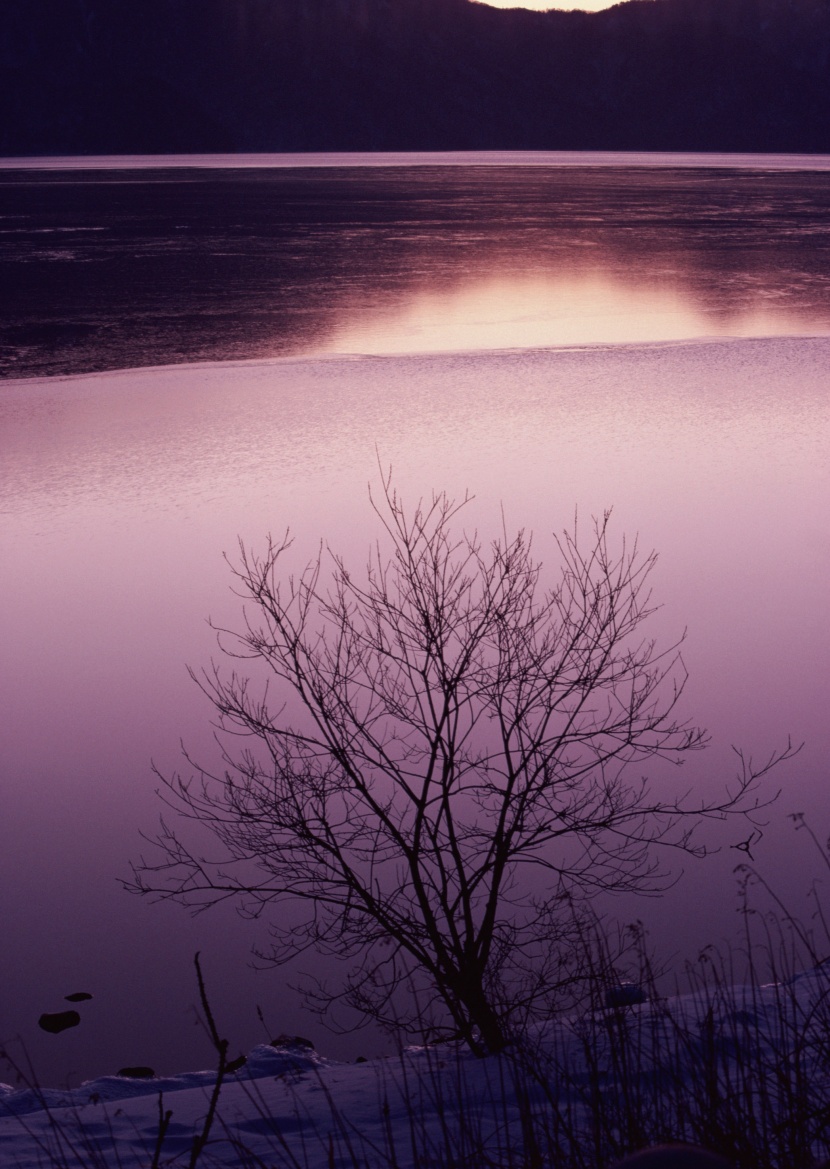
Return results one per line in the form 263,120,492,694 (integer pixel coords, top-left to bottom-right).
3,0,829,154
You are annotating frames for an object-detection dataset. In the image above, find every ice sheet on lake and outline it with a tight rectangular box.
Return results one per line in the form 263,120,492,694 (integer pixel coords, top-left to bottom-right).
3,151,830,171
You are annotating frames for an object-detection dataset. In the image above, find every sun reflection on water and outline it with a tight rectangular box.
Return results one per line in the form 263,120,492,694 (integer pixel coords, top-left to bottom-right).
320,271,830,355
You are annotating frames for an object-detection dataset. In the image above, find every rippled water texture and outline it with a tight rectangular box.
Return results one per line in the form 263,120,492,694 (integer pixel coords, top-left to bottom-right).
2,157,830,378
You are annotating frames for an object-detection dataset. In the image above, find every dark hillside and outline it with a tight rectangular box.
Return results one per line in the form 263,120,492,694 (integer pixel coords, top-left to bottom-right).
2,0,829,154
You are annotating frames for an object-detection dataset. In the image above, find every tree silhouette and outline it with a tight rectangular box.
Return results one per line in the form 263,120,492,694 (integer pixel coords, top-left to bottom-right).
130,481,782,1054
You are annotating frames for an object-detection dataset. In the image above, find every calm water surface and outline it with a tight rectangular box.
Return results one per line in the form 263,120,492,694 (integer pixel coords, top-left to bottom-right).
1,156,829,1087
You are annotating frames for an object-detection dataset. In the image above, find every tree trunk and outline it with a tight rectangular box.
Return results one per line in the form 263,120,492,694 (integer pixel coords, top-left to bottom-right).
450,969,509,1056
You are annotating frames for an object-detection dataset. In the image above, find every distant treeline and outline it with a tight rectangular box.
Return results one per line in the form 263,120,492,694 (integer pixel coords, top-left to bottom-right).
3,0,830,155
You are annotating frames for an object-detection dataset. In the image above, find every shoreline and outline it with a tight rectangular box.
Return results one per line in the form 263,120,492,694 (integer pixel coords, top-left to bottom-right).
3,331,830,390
4,150,830,172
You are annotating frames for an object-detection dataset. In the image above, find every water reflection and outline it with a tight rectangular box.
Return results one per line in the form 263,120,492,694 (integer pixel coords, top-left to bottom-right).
323,269,830,354
2,165,830,377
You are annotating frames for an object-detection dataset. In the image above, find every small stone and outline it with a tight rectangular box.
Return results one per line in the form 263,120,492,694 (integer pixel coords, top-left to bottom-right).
729,1009,756,1026
38,1010,81,1034
609,1145,733,1169
116,1066,156,1079
269,1033,314,1049
605,983,647,1009
64,992,93,1003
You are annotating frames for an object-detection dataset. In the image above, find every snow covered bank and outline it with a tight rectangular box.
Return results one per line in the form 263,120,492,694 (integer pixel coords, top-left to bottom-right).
4,970,830,1169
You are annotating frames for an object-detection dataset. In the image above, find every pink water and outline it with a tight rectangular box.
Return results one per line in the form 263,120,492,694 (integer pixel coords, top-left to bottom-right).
1,159,829,1086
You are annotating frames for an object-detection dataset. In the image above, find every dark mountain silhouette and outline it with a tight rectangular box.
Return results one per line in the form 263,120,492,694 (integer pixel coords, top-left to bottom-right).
2,0,829,155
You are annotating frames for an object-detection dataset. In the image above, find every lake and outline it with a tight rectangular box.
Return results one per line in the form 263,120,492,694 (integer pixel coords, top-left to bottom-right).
4,153,830,378
1,153,829,1086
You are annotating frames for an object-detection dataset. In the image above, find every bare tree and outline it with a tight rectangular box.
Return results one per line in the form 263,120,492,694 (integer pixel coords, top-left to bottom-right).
130,481,785,1055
